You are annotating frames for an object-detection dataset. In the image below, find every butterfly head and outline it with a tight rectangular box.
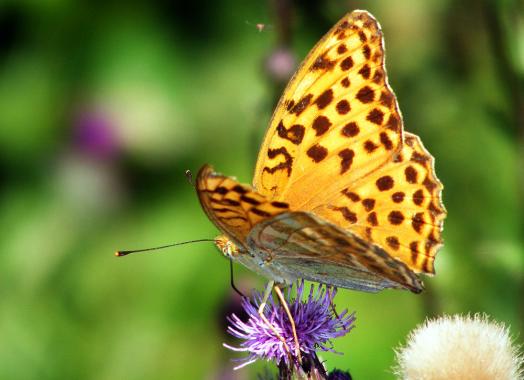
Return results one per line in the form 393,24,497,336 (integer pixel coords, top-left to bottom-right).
214,235,240,258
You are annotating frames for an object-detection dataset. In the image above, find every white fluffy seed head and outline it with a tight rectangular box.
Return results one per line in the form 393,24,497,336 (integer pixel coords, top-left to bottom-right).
394,314,524,380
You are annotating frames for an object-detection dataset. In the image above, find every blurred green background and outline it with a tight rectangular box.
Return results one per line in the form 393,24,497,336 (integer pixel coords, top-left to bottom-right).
0,0,522,379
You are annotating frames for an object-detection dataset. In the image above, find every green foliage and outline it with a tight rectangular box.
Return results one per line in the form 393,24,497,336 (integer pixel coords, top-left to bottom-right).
0,1,522,379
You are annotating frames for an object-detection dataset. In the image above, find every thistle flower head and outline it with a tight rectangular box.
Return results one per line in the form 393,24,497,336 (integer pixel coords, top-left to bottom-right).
224,281,355,371
394,314,524,380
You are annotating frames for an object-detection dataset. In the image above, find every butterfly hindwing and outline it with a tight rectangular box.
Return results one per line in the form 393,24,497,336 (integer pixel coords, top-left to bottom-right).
247,211,423,293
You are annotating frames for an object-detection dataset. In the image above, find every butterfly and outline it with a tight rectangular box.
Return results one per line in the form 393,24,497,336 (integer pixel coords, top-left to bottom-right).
196,10,446,294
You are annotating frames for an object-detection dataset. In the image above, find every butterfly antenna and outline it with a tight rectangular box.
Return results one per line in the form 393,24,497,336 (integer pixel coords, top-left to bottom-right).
185,169,194,187
229,258,245,297
115,239,214,257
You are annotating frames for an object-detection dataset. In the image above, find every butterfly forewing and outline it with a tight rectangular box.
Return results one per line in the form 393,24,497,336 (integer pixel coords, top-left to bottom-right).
196,164,290,248
253,10,403,210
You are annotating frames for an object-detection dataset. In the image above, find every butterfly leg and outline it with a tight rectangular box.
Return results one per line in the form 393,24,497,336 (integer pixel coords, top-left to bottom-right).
258,281,292,357
327,285,353,332
327,285,340,319
274,284,302,365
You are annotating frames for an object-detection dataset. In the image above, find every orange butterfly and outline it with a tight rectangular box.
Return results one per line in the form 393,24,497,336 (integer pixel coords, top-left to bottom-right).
197,10,446,294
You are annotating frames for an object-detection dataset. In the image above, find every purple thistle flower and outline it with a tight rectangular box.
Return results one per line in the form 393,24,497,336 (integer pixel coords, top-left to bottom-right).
224,281,355,372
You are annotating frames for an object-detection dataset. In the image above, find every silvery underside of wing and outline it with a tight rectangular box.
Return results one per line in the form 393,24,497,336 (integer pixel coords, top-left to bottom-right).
246,211,423,293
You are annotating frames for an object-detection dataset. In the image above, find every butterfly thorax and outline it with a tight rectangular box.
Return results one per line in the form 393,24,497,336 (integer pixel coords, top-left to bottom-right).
214,233,298,285
214,235,241,258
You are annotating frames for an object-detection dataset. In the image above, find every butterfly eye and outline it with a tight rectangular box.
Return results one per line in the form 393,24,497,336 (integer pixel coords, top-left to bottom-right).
223,242,232,257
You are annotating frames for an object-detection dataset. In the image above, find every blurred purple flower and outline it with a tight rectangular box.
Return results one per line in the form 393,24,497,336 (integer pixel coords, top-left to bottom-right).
264,47,296,82
224,281,355,372
73,109,120,160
